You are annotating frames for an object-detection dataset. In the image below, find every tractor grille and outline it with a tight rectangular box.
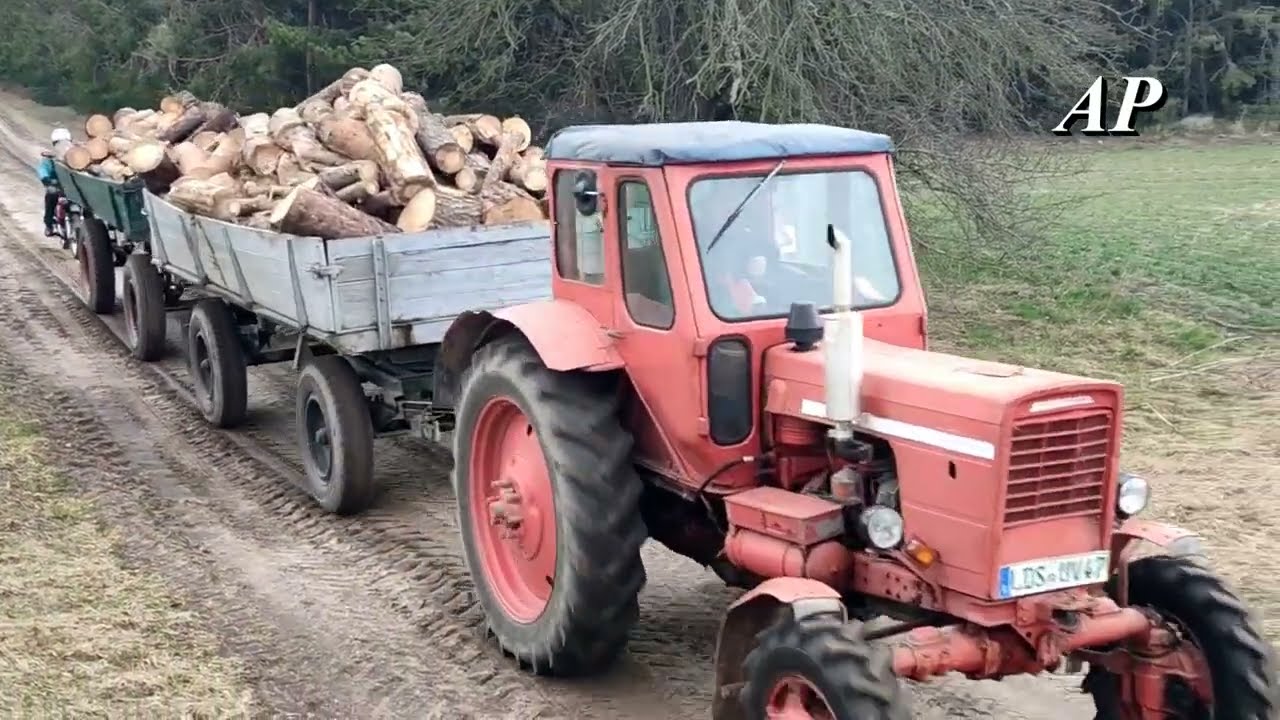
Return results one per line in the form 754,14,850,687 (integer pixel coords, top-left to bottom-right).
1003,409,1112,527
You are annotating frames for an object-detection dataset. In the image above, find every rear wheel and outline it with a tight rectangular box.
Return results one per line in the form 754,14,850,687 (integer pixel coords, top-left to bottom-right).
453,336,647,676
1084,555,1277,719
741,612,909,720
186,299,247,428
122,254,167,361
294,355,376,514
77,215,114,314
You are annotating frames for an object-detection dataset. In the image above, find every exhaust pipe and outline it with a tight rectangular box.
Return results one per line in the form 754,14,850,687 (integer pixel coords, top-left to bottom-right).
824,224,862,441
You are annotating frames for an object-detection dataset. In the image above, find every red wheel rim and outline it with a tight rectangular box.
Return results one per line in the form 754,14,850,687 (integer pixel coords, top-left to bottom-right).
468,397,557,623
766,674,836,720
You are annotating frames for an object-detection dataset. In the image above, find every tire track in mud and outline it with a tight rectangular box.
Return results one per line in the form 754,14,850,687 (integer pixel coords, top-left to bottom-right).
0,98,1096,719
0,118,722,719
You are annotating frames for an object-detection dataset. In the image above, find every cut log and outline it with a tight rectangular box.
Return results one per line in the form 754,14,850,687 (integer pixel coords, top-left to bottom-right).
401,93,467,175
192,103,239,136
242,211,274,230
298,99,334,125
270,107,347,168
364,102,435,202
85,114,114,139
336,181,378,204
107,133,136,159
449,125,474,153
199,129,244,177
269,186,400,239
523,146,545,162
112,108,138,126
167,177,238,221
156,102,209,144
316,162,371,191
191,131,221,152
317,115,378,162
454,168,480,192
160,91,199,115
481,181,545,225
64,144,93,171
242,179,293,198
431,186,483,228
500,117,532,152
333,97,352,116
484,132,525,191
396,187,437,231
275,153,316,186
464,115,503,146
98,157,133,180
84,137,111,162
170,141,210,175
369,64,404,94
347,79,398,115
226,196,276,217
124,141,182,194
295,67,370,110
240,113,284,176
52,139,75,162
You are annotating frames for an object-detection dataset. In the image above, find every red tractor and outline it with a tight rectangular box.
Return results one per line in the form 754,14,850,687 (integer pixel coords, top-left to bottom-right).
440,122,1276,719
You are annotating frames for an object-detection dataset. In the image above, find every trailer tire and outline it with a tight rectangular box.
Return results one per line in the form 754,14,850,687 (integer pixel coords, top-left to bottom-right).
294,355,376,515
740,612,909,720
453,336,647,677
186,299,247,429
1084,555,1276,719
122,254,167,362
77,215,115,314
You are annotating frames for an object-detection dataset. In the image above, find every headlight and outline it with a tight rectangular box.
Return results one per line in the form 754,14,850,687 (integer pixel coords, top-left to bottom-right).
1117,472,1150,517
858,506,904,549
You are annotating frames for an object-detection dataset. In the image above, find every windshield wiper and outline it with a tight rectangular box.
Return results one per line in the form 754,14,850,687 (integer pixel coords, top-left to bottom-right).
704,159,786,252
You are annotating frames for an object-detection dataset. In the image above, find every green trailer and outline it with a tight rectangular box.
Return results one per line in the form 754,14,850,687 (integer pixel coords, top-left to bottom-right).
52,162,154,314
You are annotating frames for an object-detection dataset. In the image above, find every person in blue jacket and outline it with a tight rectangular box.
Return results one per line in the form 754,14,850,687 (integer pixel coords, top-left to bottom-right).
39,128,72,236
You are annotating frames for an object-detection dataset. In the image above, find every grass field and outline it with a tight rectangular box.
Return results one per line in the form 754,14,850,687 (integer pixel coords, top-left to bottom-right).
0,403,252,717
922,139,1280,641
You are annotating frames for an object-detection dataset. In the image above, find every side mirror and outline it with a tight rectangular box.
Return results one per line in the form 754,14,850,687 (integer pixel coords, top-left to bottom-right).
573,171,599,215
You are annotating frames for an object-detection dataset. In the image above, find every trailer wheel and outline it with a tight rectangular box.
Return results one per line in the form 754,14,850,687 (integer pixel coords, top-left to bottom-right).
1084,555,1276,719
186,299,247,428
453,336,647,676
122,254,167,362
76,215,115,314
740,612,909,720
294,355,376,514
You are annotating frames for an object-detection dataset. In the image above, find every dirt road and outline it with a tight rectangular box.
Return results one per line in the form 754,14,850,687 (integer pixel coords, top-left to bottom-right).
0,93,1092,718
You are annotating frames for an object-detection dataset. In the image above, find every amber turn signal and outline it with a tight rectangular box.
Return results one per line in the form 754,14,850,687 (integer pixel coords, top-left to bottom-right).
905,538,937,568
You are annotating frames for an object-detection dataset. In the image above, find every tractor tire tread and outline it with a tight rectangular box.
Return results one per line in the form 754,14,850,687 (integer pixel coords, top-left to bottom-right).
741,611,910,720
187,299,248,429
123,254,166,361
295,355,377,515
454,335,647,677
1085,555,1277,719
80,216,114,314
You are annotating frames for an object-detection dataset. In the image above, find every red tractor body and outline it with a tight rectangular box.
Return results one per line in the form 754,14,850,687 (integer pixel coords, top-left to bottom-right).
442,121,1275,719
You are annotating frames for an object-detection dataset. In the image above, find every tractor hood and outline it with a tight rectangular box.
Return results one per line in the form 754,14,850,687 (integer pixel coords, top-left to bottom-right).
763,339,1123,448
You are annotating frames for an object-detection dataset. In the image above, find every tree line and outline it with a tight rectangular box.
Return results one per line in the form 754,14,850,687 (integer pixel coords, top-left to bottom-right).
1,0,1274,245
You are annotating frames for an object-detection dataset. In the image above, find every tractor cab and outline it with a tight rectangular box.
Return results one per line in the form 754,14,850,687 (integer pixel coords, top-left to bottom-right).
541,122,928,488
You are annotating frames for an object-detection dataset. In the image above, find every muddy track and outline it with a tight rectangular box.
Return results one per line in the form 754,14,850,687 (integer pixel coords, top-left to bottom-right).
0,98,1096,718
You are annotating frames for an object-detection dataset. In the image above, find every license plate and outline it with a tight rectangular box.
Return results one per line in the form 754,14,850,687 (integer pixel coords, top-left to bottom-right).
997,551,1110,599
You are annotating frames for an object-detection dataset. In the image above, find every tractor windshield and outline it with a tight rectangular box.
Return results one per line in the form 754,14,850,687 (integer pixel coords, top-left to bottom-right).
688,169,901,321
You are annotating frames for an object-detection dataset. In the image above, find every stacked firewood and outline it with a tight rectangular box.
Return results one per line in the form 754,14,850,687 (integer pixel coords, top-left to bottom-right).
56,64,550,239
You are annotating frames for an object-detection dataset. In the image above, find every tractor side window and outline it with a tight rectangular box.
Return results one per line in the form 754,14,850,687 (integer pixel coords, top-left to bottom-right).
618,181,675,329
553,170,604,285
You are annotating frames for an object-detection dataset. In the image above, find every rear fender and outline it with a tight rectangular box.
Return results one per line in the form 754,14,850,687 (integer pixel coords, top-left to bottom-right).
712,578,845,720
435,300,623,407
1111,518,1205,604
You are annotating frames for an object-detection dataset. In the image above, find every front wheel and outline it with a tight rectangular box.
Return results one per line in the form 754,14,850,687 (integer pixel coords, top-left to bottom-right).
1084,555,1277,719
740,612,910,720
453,336,647,676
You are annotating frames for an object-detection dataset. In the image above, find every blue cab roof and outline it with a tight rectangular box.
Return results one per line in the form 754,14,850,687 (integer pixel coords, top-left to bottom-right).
545,121,894,166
